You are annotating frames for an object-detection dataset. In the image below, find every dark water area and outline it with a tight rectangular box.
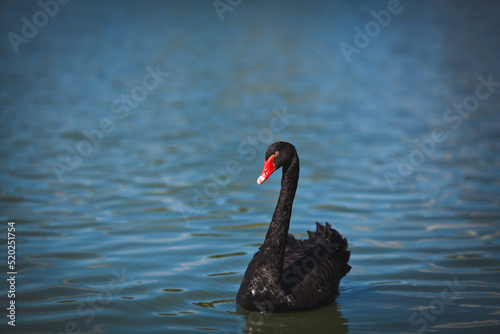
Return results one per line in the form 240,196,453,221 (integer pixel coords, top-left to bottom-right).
1,0,500,333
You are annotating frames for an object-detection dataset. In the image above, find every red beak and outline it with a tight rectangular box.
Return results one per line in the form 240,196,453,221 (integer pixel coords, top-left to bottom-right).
257,154,276,185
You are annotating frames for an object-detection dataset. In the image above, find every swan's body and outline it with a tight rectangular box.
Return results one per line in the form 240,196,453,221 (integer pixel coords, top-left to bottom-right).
236,142,351,313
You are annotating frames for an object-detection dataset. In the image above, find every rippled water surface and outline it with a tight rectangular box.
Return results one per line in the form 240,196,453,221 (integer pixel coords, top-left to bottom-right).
1,1,500,333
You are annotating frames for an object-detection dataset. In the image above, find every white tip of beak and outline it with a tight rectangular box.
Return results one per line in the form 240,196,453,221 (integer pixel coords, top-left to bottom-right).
257,175,265,185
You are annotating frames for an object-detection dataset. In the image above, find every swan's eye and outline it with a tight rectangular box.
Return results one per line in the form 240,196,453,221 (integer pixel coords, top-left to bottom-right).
274,151,279,157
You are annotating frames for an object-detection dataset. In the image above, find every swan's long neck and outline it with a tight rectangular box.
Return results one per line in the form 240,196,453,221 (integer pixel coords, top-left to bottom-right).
260,153,299,285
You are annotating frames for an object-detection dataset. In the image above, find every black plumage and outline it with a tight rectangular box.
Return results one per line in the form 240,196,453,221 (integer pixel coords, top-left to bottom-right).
237,142,351,313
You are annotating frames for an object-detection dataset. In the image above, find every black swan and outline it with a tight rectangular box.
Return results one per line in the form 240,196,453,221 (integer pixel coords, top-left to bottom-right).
236,141,351,313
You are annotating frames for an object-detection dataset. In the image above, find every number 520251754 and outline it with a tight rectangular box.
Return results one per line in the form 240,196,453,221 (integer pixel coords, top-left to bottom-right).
8,221,16,272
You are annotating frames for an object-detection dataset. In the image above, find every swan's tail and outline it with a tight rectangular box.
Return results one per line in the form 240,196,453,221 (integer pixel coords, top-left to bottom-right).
307,222,351,276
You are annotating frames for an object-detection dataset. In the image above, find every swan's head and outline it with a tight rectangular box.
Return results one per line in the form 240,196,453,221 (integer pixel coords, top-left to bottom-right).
257,141,296,185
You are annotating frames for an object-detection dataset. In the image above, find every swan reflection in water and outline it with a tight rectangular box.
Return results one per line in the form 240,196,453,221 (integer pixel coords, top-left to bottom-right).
238,302,349,334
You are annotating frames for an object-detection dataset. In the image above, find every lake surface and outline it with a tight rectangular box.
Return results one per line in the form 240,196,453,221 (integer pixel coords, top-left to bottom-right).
1,1,500,333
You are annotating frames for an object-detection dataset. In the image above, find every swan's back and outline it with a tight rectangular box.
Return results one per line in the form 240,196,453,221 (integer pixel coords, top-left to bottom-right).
280,222,351,311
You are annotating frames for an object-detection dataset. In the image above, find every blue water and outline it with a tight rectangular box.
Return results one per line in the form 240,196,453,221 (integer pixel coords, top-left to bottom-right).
1,1,500,333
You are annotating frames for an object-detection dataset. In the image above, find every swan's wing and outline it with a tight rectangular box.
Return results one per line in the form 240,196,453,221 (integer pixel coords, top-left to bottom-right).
280,223,351,310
